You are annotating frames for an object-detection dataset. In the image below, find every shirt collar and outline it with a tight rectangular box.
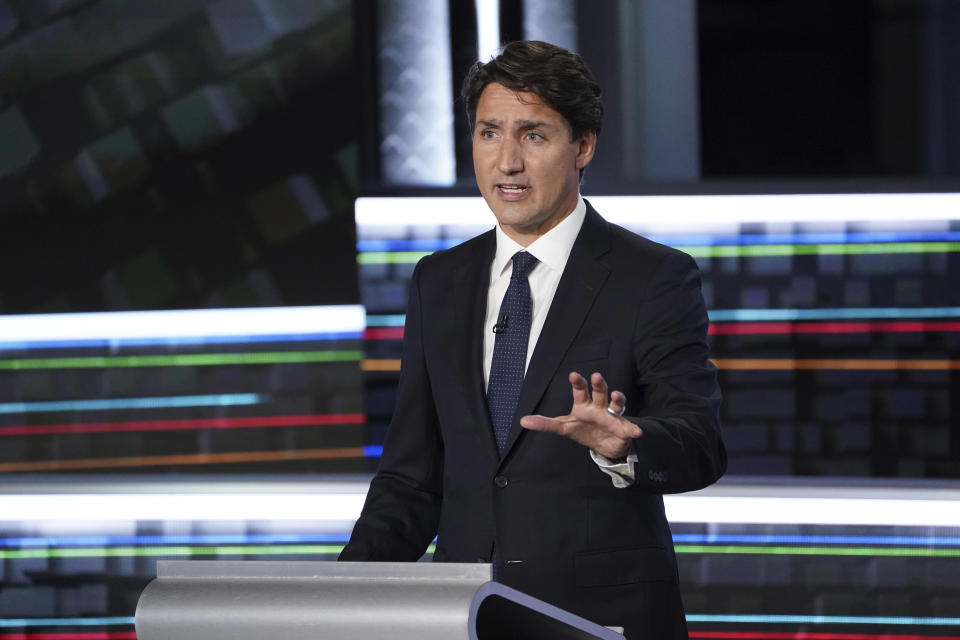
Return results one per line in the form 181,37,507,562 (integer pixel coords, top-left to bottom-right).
491,195,587,278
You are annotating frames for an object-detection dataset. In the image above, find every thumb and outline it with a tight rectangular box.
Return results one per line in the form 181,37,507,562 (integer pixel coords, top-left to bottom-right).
520,414,562,432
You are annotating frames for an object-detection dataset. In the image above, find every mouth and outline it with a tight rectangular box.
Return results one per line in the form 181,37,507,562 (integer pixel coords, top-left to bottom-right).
496,184,530,195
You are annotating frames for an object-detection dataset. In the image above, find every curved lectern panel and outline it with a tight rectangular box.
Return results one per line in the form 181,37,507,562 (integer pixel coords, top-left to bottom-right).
469,582,624,640
135,560,623,640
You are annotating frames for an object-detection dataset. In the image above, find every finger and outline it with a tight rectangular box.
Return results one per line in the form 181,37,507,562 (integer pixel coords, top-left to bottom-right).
520,414,565,433
607,389,626,416
568,371,590,405
590,372,608,407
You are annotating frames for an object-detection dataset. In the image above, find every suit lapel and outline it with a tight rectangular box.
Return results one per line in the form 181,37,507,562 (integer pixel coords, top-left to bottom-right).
451,231,501,463
501,203,612,456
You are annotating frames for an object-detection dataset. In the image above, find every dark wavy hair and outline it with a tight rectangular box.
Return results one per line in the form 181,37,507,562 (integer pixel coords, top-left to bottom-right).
461,40,604,142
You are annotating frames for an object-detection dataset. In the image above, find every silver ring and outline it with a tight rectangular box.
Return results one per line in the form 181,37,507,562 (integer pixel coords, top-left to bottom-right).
606,406,624,417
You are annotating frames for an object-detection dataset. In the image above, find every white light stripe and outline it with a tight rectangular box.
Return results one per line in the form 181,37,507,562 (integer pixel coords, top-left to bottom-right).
355,194,960,228
0,305,366,343
3,485,959,526
475,0,500,62
0,493,366,521
664,496,960,527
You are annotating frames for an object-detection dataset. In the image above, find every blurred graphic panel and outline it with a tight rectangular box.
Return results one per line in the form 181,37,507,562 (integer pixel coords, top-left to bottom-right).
0,305,370,475
355,193,960,479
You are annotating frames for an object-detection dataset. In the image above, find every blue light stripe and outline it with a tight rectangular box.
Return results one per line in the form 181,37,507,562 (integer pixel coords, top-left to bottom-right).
366,315,407,328
357,239,464,252
685,614,960,625
0,533,353,548
672,533,960,546
363,445,384,457
0,616,135,627
0,332,364,351
368,309,960,329
357,230,960,253
0,394,267,415
4,531,955,551
709,307,960,322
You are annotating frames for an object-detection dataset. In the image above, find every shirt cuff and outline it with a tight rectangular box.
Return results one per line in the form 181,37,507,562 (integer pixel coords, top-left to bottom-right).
589,449,638,489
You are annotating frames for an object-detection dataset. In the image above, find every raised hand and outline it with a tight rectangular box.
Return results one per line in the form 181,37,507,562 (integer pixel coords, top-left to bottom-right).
520,371,642,460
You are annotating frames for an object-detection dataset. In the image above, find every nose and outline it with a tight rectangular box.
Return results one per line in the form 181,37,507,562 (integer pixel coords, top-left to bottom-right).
495,138,523,175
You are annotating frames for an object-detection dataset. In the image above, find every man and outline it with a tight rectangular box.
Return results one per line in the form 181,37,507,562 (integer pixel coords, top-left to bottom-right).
341,40,725,638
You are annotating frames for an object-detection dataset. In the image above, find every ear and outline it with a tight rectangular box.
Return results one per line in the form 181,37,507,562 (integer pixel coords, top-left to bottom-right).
575,131,597,170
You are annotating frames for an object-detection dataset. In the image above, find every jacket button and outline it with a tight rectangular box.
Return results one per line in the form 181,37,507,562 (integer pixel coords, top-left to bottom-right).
494,475,509,488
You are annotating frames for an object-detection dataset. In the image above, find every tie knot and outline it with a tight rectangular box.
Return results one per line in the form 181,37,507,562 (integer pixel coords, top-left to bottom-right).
511,251,538,279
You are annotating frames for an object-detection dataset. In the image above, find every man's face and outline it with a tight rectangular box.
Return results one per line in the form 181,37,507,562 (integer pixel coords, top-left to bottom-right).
472,82,596,246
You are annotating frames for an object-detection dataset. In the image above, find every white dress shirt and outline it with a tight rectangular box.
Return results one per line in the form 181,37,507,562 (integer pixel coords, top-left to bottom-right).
482,195,636,487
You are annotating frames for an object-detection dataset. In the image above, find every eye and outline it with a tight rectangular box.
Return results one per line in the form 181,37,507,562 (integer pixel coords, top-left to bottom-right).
525,132,544,142
479,129,497,140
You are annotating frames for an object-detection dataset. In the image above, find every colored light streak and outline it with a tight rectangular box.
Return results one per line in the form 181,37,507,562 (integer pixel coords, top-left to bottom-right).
673,545,960,558
0,492,368,521
5,531,959,551
0,332,363,351
363,327,405,340
360,359,402,371
0,620,134,629
665,496,960,527
368,309,960,329
685,615,960,626
0,634,137,640
0,542,953,561
0,544,347,560
0,331,363,351
0,542,439,560
0,306,364,346
355,193,960,227
0,533,351,548
364,322,960,341
2,487,958,527
357,251,431,265
689,633,960,639
0,394,266,415
0,350,363,370
709,308,960,321
712,359,960,370
710,321,960,334
0,413,366,437
354,357,960,372
0,446,374,474
356,230,960,252
366,314,406,327
672,533,960,546
357,242,960,264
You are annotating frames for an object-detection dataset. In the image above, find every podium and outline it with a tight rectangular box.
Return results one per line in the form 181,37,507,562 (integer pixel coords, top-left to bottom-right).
135,560,624,639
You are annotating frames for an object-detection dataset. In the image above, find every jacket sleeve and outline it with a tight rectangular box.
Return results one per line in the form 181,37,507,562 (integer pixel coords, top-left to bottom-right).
626,250,726,494
339,259,444,561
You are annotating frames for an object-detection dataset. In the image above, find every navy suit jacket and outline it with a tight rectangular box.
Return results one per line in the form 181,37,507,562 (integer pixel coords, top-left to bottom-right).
341,201,726,638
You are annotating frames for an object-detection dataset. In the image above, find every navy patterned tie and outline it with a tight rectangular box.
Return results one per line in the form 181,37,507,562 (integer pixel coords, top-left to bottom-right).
487,251,539,454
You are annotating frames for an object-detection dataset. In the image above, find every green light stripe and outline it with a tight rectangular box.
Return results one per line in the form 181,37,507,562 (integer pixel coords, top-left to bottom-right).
4,543,954,560
0,543,437,560
684,242,960,258
357,243,960,264
675,544,960,557
357,251,433,264
0,351,364,370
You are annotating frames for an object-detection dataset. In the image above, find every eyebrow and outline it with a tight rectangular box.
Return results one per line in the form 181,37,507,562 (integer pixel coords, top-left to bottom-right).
475,118,558,131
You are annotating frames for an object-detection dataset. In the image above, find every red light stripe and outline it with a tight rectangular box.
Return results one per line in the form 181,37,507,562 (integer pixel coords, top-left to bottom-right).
364,322,960,339
689,632,960,640
0,634,136,640
0,446,368,473
709,321,960,335
0,414,365,437
364,327,404,340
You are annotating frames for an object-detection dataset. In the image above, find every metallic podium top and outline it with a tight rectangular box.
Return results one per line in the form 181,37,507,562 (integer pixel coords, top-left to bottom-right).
135,560,623,640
